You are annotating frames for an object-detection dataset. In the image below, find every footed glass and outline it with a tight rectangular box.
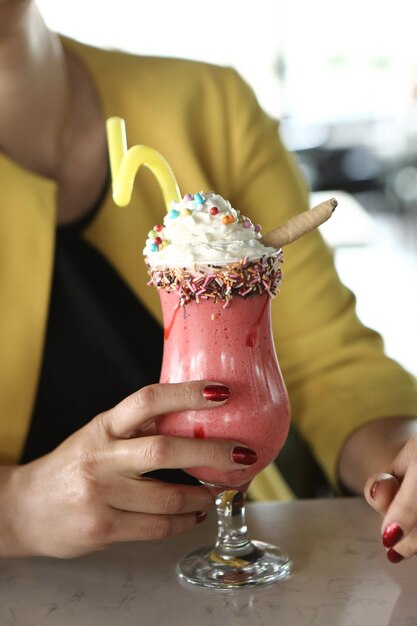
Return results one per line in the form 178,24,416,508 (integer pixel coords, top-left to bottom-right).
157,290,292,589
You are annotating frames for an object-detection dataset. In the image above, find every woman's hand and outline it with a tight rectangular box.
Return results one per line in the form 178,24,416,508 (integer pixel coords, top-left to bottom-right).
364,436,417,563
3,381,256,559
339,415,417,563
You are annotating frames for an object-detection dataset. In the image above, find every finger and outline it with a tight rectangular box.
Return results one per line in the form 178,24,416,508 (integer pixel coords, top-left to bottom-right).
107,435,258,475
108,510,207,542
106,477,214,515
100,381,231,438
380,462,417,556
364,473,400,516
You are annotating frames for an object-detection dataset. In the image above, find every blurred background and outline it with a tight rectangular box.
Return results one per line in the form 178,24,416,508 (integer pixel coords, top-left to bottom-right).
37,0,417,376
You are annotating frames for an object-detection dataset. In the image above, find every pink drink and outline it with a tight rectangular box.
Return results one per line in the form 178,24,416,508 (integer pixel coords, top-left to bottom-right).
157,289,290,488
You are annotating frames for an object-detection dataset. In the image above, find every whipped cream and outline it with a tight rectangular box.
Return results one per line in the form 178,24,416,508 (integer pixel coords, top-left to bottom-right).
144,192,276,266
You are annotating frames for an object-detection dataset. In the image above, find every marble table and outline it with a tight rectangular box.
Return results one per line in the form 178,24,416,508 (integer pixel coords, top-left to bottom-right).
1,498,416,625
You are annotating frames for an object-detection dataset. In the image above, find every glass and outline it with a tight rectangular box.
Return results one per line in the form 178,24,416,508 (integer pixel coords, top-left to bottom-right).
157,288,292,589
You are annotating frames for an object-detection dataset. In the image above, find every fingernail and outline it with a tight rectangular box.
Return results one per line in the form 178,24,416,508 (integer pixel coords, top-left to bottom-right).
196,511,208,524
387,548,404,563
203,385,231,402
232,446,258,465
382,523,403,548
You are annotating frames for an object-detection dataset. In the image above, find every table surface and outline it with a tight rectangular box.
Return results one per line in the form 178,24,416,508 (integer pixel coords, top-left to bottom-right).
1,497,416,626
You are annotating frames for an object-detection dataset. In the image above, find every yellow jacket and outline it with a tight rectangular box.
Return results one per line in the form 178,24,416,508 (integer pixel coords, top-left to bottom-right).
1,38,417,500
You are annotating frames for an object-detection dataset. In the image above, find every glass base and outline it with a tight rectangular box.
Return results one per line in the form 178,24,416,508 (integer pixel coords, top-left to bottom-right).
177,540,292,590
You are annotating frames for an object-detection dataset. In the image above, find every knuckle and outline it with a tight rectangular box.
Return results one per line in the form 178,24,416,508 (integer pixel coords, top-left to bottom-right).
176,382,198,407
162,490,186,515
132,385,158,414
142,436,171,469
148,516,173,539
82,513,113,544
205,441,222,466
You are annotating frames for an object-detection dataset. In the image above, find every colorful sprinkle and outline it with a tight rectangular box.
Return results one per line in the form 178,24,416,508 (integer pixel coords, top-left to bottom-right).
183,193,193,202
148,229,157,238
146,253,283,307
210,207,219,216
194,193,205,204
254,224,262,233
242,219,251,229
168,209,180,219
154,224,163,232
149,243,159,252
154,237,162,245
180,208,192,217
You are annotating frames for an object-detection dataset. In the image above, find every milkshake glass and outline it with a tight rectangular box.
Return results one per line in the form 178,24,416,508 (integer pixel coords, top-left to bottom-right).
145,193,293,588
107,121,335,590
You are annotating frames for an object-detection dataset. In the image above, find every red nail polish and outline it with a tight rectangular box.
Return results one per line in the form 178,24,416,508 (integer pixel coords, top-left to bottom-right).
387,548,404,563
203,385,231,402
382,523,403,548
196,511,207,524
232,446,258,465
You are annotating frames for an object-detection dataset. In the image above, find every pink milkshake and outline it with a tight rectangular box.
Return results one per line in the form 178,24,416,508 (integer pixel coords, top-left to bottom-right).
144,191,290,489
157,290,289,487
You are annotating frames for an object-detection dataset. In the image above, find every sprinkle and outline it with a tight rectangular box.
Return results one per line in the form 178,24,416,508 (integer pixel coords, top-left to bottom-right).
149,243,158,252
154,237,162,245
146,253,283,307
181,208,192,217
254,224,262,233
168,209,180,219
183,193,193,202
242,219,251,229
210,207,219,216
154,224,163,232
194,193,205,204
148,229,157,238
211,313,216,321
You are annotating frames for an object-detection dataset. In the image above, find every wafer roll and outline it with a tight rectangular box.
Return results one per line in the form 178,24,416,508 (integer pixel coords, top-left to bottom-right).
261,198,337,248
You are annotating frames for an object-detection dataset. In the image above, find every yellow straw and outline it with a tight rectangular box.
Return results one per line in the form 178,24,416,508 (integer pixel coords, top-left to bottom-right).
106,117,182,209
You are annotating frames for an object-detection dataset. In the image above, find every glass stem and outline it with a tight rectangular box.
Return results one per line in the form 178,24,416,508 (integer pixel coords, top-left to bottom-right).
212,490,254,562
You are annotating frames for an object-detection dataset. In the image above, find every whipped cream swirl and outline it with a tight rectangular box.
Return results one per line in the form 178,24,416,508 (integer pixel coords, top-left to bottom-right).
144,192,276,266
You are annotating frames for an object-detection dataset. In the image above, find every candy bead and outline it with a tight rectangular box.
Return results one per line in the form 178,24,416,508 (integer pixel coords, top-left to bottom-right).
148,229,157,238
154,224,163,232
168,209,180,219
254,224,262,233
194,193,205,204
183,193,193,202
154,237,162,245
181,208,192,217
242,219,251,229
210,207,219,215
149,243,158,252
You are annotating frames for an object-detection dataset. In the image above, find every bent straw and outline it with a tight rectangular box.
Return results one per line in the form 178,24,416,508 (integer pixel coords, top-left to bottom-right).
106,116,181,209
261,198,337,248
